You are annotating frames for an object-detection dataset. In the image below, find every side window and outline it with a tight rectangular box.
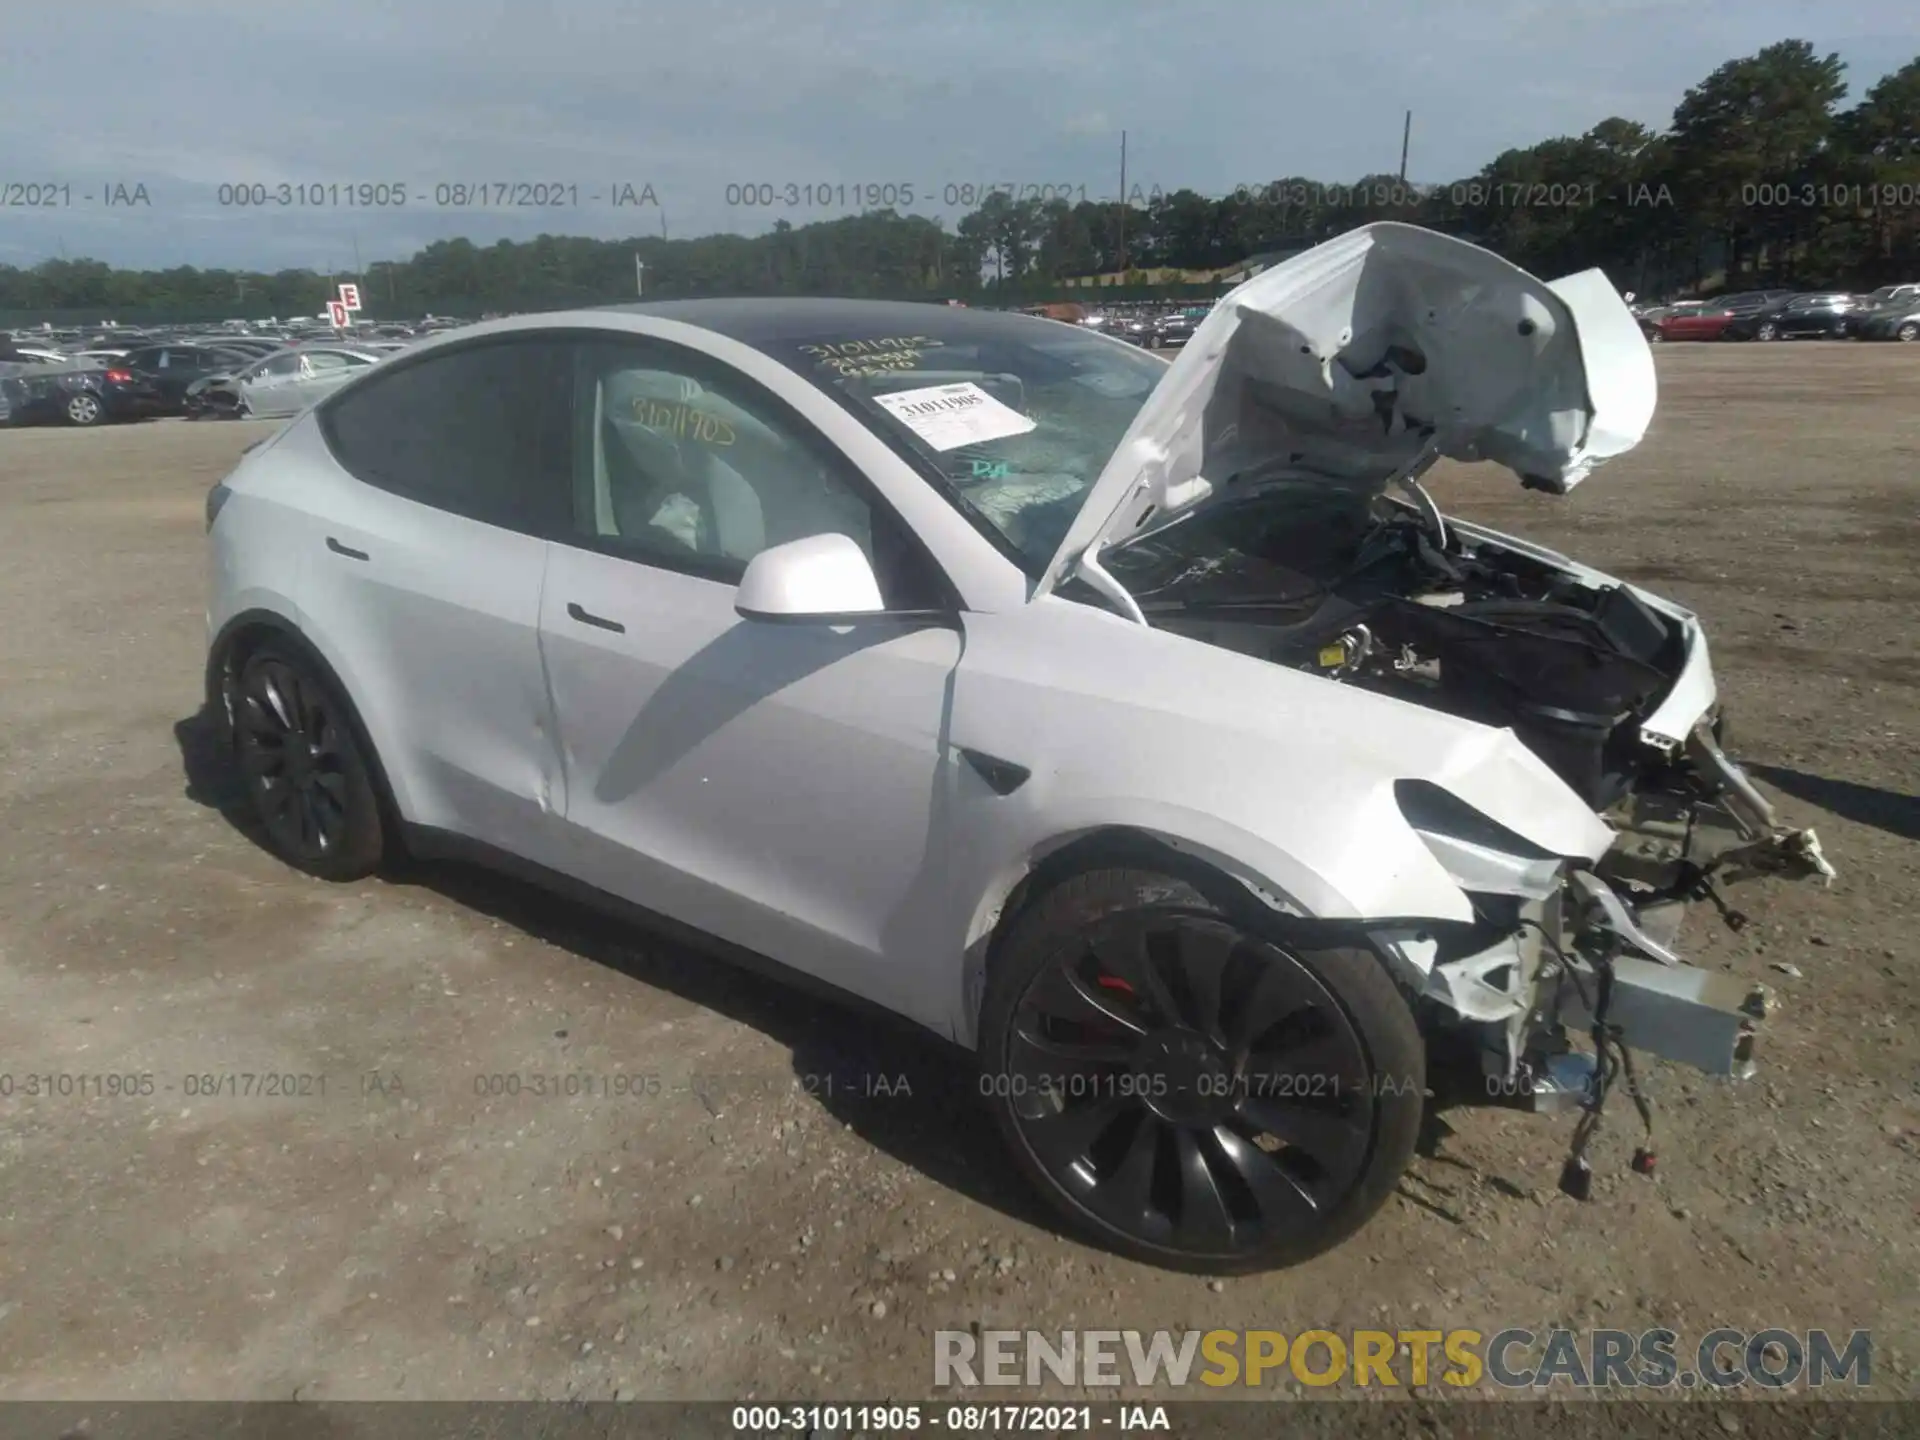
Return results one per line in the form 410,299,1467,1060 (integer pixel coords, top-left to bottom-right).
563,338,942,606
319,338,573,535
305,352,352,372
261,354,302,378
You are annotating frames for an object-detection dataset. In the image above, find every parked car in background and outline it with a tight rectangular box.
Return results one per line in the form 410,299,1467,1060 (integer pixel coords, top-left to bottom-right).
1722,292,1858,341
0,357,163,427
1152,314,1199,348
1714,289,1798,311
120,343,266,415
1643,290,1798,343
1856,283,1920,312
1852,295,1920,342
188,345,385,420
1646,304,1739,342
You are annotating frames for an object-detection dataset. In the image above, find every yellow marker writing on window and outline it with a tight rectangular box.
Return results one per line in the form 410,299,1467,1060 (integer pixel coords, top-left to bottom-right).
630,397,736,445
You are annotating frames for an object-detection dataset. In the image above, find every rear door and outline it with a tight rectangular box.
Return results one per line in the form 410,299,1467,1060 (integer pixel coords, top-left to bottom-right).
1667,309,1719,339
291,350,371,408
303,336,576,855
240,353,305,415
153,347,209,404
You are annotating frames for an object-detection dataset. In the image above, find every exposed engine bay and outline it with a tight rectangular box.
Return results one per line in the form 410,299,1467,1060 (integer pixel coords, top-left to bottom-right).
1107,477,1680,810
1103,475,1831,901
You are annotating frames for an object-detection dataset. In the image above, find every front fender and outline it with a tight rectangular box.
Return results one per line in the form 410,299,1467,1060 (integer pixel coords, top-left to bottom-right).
942,786,1496,1050
941,603,1616,1045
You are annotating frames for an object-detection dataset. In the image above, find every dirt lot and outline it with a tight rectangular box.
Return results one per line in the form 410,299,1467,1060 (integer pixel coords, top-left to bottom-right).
0,344,1915,1405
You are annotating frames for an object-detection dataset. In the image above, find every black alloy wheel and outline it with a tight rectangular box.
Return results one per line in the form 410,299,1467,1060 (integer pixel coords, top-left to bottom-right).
982,868,1423,1273
233,646,385,879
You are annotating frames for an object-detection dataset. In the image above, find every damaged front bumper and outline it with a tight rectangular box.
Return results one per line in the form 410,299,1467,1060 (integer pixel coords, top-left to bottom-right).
1377,717,1833,1095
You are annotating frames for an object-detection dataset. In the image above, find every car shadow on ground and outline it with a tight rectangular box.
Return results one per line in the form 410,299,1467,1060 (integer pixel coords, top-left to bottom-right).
171,705,1065,1242
1749,763,1920,843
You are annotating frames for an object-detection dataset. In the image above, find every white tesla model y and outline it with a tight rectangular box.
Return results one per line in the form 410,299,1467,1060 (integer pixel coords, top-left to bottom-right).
203,224,1831,1272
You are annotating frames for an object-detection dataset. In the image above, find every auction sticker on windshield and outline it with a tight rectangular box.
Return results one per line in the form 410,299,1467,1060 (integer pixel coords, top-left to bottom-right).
874,382,1036,451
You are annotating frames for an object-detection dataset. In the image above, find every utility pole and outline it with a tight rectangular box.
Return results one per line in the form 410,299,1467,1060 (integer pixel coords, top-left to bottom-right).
635,254,645,297
1117,129,1129,275
1398,111,1413,183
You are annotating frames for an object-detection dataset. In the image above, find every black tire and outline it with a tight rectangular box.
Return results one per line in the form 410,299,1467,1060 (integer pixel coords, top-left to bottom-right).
232,643,385,880
1898,323,1918,343
1756,322,1777,341
65,391,104,426
980,866,1424,1273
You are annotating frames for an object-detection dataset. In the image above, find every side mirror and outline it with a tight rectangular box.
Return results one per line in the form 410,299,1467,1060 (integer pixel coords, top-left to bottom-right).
735,532,885,622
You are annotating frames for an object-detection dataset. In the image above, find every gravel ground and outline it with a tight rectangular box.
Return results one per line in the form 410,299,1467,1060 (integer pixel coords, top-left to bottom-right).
0,343,1914,1405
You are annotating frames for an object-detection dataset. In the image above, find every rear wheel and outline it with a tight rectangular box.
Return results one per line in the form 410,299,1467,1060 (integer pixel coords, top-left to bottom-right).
1899,322,1918,343
232,644,385,880
1756,321,1778,341
980,867,1424,1273
65,392,104,426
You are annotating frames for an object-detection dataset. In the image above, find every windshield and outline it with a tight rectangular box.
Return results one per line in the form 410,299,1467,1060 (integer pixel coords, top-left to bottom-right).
772,321,1168,570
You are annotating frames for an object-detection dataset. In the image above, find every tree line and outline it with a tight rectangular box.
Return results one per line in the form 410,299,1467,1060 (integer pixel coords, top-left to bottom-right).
3,41,1916,321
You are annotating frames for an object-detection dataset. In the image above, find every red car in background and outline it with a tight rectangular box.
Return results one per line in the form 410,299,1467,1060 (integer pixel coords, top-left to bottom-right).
1644,290,1798,343
1648,305,1736,342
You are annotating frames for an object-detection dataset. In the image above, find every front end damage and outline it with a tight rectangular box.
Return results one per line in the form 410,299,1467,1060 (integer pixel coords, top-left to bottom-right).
1041,221,1835,1194
1372,709,1833,1196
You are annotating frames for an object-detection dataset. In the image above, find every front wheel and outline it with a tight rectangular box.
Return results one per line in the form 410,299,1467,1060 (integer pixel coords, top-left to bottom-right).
65,392,104,426
980,867,1424,1273
1756,322,1778,341
232,644,386,880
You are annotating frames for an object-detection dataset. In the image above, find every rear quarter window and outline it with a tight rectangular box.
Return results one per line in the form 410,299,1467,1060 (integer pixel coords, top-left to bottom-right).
318,338,574,535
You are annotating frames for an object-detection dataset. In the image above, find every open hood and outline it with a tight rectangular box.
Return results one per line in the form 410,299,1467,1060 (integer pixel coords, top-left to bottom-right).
1034,222,1657,602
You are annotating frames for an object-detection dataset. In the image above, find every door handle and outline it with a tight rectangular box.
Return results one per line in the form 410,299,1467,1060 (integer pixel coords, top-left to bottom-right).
326,536,369,560
567,601,625,634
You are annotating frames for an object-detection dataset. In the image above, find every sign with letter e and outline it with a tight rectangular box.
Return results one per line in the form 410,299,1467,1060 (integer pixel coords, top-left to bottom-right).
337,283,362,311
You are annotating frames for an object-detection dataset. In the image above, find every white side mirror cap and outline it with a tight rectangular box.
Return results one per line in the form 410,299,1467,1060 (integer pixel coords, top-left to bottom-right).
735,532,885,621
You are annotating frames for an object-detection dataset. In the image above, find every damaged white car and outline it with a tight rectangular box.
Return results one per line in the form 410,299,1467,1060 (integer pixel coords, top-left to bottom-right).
203,222,1832,1273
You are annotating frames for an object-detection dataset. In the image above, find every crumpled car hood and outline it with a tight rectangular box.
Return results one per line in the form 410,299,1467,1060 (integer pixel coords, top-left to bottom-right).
1034,221,1658,600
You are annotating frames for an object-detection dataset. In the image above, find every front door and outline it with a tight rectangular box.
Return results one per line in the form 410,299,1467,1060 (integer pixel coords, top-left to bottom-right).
535,336,962,1024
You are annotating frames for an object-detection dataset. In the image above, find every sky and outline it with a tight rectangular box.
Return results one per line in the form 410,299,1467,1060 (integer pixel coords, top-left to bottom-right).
2,0,1916,272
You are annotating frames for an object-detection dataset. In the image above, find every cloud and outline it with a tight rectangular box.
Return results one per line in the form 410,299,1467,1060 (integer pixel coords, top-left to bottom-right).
2,0,1914,269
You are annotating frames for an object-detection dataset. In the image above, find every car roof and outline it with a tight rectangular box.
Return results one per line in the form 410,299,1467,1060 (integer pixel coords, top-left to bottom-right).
594,296,1064,348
